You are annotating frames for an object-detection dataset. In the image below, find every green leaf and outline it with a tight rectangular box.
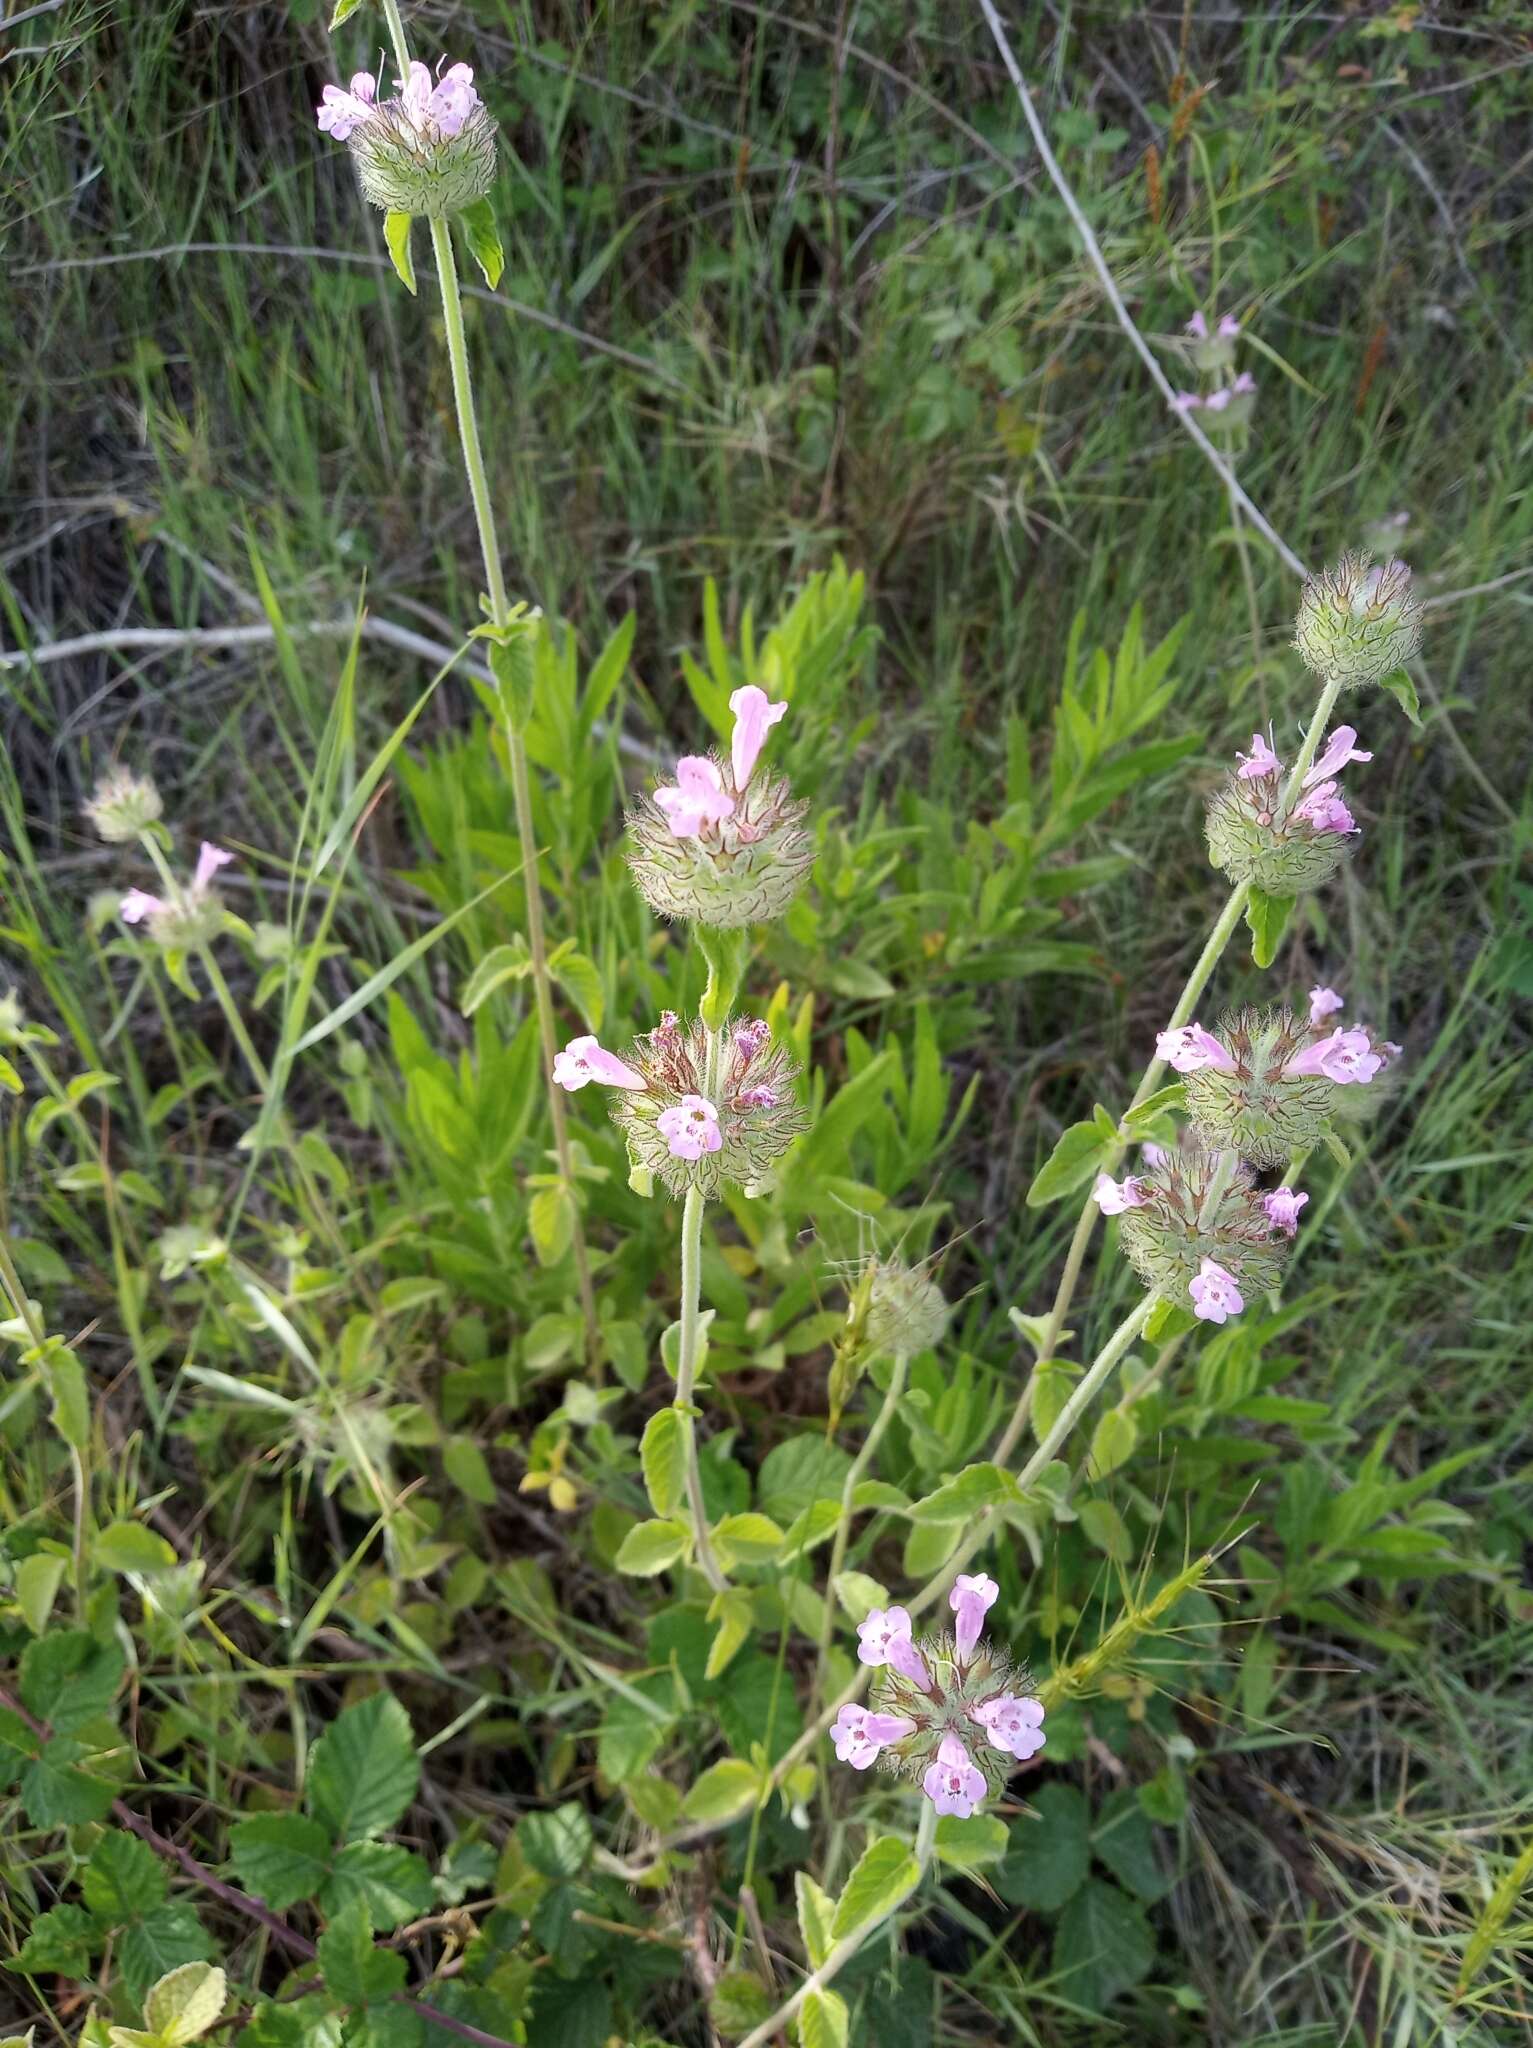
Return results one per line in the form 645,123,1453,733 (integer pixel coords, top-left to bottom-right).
756,1435,852,1524
996,1782,1091,1911
317,1841,433,1930
1087,1405,1140,1480
829,1836,921,1942
142,1961,227,2044
94,1521,179,1575
458,939,532,1015
639,1408,686,1519
1245,886,1296,970
613,1517,689,1576
21,1736,115,1825
549,950,602,1033
82,1830,166,1922
528,1183,574,1267
229,1812,334,1911
703,1587,754,1680
383,211,416,296
908,1461,1020,1523
118,1903,212,2004
710,1511,784,1570
6,1902,99,1979
1145,1297,1196,1343
1052,1877,1155,2012
518,1802,592,1880
1379,666,1421,726
329,0,366,26
15,1552,67,1634
794,1870,837,1969
934,1813,1010,1872
680,1757,760,1825
800,1989,850,2048
1092,1786,1170,1901
1027,1119,1113,1207
709,1971,775,2035
458,197,503,291
441,1435,496,1506
1078,1497,1132,1561
306,1693,419,1841
44,1348,90,1449
316,1898,404,2010
831,1569,887,1621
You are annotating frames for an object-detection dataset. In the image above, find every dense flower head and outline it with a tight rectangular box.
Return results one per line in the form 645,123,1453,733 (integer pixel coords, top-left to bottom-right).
1172,1003,1398,1167
837,1604,1045,1812
118,842,234,950
84,766,163,844
1294,551,1422,689
316,58,497,219
1206,724,1370,893
627,687,810,928
571,1011,808,1197
1114,1143,1289,1318
864,1259,950,1358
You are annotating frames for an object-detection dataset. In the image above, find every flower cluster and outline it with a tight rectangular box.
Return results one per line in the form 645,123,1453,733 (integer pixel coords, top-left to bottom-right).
1205,722,1372,894
831,1576,1045,1815
626,685,812,928
1094,1143,1290,1322
316,58,496,219
1294,551,1422,690
1156,991,1399,1168
1172,311,1256,439
84,767,163,844
555,1012,807,1198
864,1259,950,1359
118,842,234,950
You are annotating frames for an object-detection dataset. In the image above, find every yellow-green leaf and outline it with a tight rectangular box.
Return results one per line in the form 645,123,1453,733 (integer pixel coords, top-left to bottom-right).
384,211,416,295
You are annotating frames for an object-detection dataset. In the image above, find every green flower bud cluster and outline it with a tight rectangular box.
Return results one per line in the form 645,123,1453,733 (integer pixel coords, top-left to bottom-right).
1116,1146,1289,1313
606,1014,807,1199
1294,552,1421,689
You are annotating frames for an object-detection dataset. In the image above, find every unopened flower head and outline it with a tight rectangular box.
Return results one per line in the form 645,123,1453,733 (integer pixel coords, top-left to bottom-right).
84,766,162,844
864,1258,949,1358
118,842,234,950
1185,309,1241,374
1114,1143,1289,1319
316,59,497,220
1206,724,1369,893
835,1600,1044,1814
1169,1003,1396,1167
626,687,811,928
566,1011,807,1197
1294,552,1422,689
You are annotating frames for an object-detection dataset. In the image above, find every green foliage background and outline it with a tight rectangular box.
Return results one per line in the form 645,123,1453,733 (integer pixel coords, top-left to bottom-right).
2,2,1531,2044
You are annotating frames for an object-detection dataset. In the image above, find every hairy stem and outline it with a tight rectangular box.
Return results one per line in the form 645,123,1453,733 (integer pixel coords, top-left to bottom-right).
811,1350,908,1716
675,1185,727,1592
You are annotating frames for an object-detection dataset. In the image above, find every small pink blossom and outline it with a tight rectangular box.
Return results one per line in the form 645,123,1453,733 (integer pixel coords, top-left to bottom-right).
1093,1173,1149,1216
728,684,787,791
119,888,166,925
398,59,483,138
1263,1187,1309,1236
1189,1257,1244,1325
1203,387,1233,414
1292,781,1358,835
1186,312,1209,340
1302,725,1373,790
1308,986,1345,1026
551,1035,646,1092
1285,1028,1383,1085
193,842,234,892
1219,314,1242,340
656,1094,723,1160
1236,732,1280,781
654,756,734,838
830,1702,914,1770
738,1085,778,1108
972,1692,1046,1762
734,1018,770,1057
1141,1143,1168,1168
922,1733,987,1819
1172,391,1202,414
950,1571,999,1660
1157,1023,1236,1074
856,1606,931,1686
316,71,377,139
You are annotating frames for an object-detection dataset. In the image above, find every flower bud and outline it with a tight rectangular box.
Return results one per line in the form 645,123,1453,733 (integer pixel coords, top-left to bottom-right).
865,1260,949,1358
1115,1144,1289,1315
1294,552,1421,689
603,1013,808,1198
626,758,813,929
84,767,162,844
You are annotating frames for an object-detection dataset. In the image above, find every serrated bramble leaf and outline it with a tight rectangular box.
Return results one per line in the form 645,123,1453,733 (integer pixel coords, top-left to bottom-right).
1052,1877,1155,2012
228,1812,333,1912
6,1902,99,1979
829,1836,921,1942
118,1903,212,2005
996,1783,1092,1912
21,1737,115,1826
20,1627,124,1731
318,1841,434,1929
517,1802,592,1880
306,1694,419,1842
316,1898,403,2009
82,1831,167,1922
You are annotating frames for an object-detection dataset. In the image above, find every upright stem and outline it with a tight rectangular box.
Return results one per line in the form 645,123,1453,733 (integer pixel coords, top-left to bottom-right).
422,212,599,1372
675,1185,726,1593
0,1219,89,1608
812,1351,908,1715
200,947,271,1094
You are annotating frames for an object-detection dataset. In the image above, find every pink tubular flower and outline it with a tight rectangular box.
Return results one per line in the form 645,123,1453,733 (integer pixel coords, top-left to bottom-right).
1186,311,1209,340
193,842,234,892
972,1692,1046,1762
728,684,787,792
950,1572,999,1660
1157,1023,1236,1074
1231,369,1256,395
1093,1172,1149,1216
316,70,377,139
1302,725,1373,790
656,1094,723,1160
654,756,734,839
1172,391,1202,414
856,1606,931,1686
1263,1187,1309,1236
1189,1257,1244,1325
119,888,166,925
551,1035,646,1092
1309,986,1345,1026
830,1702,915,1770
1141,1142,1168,1168
1285,1028,1383,1085
1292,781,1358,835
398,58,483,138
922,1733,987,1819
1236,732,1280,781
1219,314,1242,339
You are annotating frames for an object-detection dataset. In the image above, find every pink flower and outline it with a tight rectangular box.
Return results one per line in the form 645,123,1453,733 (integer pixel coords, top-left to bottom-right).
856,1606,931,1686
1302,725,1373,790
119,888,166,925
1292,781,1358,835
950,1571,999,1660
1093,1173,1149,1216
734,1018,771,1057
830,1702,915,1770
1185,312,1209,341
922,1733,987,1819
1263,1187,1309,1236
972,1692,1046,1762
1379,1040,1404,1065
656,1094,723,1160
728,684,787,792
398,59,483,138
1203,386,1233,413
1285,1028,1382,1085
1231,369,1256,394
653,756,733,838
738,1085,778,1108
1172,391,1202,414
317,70,377,139
1219,314,1242,339
1141,1143,1168,1168
551,1035,646,1092
1236,732,1280,781
1156,1023,1236,1074
193,842,233,893
1189,1257,1244,1324
1308,986,1345,1026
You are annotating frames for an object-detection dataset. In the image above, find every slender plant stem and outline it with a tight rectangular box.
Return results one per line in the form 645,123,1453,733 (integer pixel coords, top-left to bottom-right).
0,1213,90,1607
675,1185,727,1592
200,946,271,1093
811,1350,908,1715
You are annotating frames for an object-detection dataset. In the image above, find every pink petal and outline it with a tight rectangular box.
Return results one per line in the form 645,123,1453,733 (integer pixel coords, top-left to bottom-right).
119,889,165,924
193,842,233,893
728,685,788,791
